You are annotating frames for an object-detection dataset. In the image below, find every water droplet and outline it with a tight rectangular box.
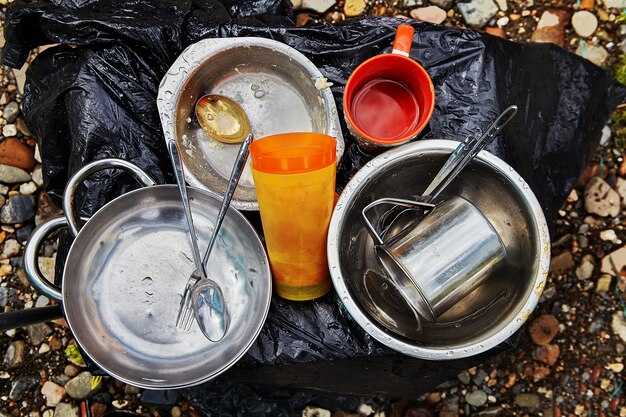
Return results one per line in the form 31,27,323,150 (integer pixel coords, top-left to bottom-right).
447,350,454,356
142,277,153,286
381,282,389,290
454,323,461,328
254,90,266,99
251,84,259,91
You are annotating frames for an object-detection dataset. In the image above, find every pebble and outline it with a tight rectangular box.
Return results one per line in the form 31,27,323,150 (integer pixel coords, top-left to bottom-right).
1,238,20,259
31,166,43,186
1,194,36,223
601,125,612,146
465,390,487,407
35,192,62,226
410,6,447,24
576,41,608,67
514,393,540,410
531,10,569,47
3,340,26,367
533,344,560,366
344,0,366,17
19,181,37,195
529,314,559,345
0,286,7,307
601,246,626,275
296,0,335,13
584,177,620,217
41,381,66,407
171,406,182,417
575,254,595,280
35,295,49,308
0,164,31,184
596,274,612,292
474,406,502,416
457,0,499,28
485,27,506,38
457,370,471,384
611,312,626,343
430,0,453,9
16,118,30,136
2,124,16,137
3,102,19,123
302,406,331,417
493,0,506,10
38,255,56,283
357,404,373,415
53,403,79,417
16,222,34,243
63,364,81,378
604,0,626,8
64,371,93,400
600,229,619,243
43,410,54,417
572,11,598,37
38,343,50,354
550,250,574,275
496,16,509,26
9,375,39,400
26,322,52,345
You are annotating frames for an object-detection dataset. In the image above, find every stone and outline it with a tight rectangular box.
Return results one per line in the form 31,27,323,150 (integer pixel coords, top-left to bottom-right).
35,295,50,308
344,0,366,17
39,343,50,354
90,403,107,417
16,118,30,136
529,314,559,346
605,0,626,8
303,406,331,417
531,10,569,47
4,340,26,367
514,393,540,410
496,16,509,26
27,322,53,345
550,250,574,275
572,11,598,38
31,167,43,187
533,344,560,366
576,255,595,280
0,164,30,184
617,178,626,208
296,13,310,26
36,192,62,226
465,390,487,407
0,138,36,171
41,381,66,407
123,384,140,395
579,0,594,8
16,222,34,243
457,0,498,28
429,0,453,9
493,0,506,10
38,255,56,283
3,102,19,123
474,407,502,417
596,274,612,292
2,124,17,137
612,312,626,343
457,370,471,384
600,229,619,243
410,6,447,24
485,27,506,38
297,0,335,13
0,286,7,308
64,364,81,378
601,125,611,147
9,375,39,400
576,41,608,67
53,403,79,417
585,177,620,217
1,194,36,224
357,404,374,415
1,239,20,260
601,246,626,275
64,371,93,400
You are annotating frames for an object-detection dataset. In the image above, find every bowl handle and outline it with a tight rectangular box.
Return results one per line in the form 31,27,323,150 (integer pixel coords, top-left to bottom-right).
62,158,157,237
22,216,68,302
361,197,435,246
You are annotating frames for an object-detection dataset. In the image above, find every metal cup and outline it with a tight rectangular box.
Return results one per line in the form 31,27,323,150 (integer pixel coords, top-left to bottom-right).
362,196,507,323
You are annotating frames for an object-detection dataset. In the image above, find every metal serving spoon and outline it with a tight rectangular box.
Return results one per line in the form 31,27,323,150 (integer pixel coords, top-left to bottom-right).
196,94,250,144
185,95,253,340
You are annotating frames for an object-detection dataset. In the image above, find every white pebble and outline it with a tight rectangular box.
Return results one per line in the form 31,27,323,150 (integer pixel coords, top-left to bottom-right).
600,229,618,243
38,343,50,354
497,16,510,27
2,124,16,137
572,11,598,38
19,182,37,195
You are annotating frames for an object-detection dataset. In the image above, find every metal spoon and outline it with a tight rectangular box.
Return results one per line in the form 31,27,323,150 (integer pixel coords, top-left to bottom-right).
189,96,253,340
168,139,228,341
195,94,250,144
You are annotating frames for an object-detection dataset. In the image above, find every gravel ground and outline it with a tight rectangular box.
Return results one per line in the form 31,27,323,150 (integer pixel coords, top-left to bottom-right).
1,0,626,416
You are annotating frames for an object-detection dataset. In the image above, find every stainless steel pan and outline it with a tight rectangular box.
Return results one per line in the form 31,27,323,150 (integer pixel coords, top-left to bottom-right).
23,158,272,389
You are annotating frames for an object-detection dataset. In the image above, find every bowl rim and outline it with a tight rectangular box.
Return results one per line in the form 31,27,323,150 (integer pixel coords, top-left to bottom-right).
327,139,551,360
157,37,345,211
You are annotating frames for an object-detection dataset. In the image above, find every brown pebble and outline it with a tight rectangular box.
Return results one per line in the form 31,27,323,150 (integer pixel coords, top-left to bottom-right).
0,138,36,170
296,13,310,27
533,344,560,366
425,392,441,405
578,164,602,187
590,362,602,384
391,400,410,417
554,405,561,417
404,405,436,417
48,336,63,351
529,314,560,345
579,0,594,9
90,403,107,417
505,373,516,388
610,396,620,412
485,27,506,38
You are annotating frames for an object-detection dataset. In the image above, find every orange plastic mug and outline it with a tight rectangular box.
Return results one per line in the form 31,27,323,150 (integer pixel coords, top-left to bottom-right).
250,133,337,301
344,24,435,153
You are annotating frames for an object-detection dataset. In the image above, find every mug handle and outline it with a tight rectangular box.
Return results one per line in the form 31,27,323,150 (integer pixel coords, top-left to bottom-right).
22,216,68,302
62,158,157,237
391,24,415,57
361,197,435,246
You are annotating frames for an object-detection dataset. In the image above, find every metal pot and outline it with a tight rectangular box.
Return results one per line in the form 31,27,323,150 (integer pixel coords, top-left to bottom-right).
23,159,272,389
327,140,550,359
157,37,345,211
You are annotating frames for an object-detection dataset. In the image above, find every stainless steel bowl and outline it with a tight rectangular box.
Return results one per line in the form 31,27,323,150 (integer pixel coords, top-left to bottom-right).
327,140,550,359
157,37,345,211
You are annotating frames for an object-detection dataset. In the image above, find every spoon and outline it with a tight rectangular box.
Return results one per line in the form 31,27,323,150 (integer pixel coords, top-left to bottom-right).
195,94,250,143
189,95,253,340
168,139,228,341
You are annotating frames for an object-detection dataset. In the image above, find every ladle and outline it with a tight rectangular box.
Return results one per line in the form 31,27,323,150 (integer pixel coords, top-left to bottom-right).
195,94,250,144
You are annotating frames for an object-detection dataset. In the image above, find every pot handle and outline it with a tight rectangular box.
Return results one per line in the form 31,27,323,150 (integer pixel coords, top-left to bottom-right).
361,198,435,246
391,24,414,57
22,216,68,302
63,158,157,237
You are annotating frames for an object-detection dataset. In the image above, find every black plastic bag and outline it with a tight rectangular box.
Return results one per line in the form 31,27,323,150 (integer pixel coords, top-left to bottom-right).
3,0,625,408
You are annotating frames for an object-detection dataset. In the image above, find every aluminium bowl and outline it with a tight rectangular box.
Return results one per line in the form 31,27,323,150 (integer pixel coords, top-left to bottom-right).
157,37,345,211
327,140,550,360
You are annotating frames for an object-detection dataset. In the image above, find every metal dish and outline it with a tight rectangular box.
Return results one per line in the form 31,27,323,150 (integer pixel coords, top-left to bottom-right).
24,162,272,389
327,140,550,360
157,37,345,211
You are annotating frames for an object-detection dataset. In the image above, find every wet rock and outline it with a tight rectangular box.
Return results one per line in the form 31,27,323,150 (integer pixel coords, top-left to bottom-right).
41,381,66,407
576,254,595,280
3,102,19,123
533,344,560,366
27,322,52,345
529,314,559,345
410,6,447,24
9,375,39,400
1,238,20,260
550,250,574,275
64,371,93,400
123,384,140,395
514,393,540,410
596,274,612,292
465,390,487,407
531,10,569,47
53,403,79,417
429,0,453,9
0,163,30,184
576,41,608,67
601,246,626,275
4,340,26,367
457,0,498,28
611,312,626,343
572,10,598,37
584,177,620,217
35,192,62,226
344,0,366,17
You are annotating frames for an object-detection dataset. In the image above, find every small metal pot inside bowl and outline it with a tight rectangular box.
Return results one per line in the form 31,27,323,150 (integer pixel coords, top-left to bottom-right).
157,37,345,211
327,140,550,360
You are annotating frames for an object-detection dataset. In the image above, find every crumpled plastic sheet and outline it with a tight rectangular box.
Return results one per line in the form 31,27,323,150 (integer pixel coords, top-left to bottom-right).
3,0,625,398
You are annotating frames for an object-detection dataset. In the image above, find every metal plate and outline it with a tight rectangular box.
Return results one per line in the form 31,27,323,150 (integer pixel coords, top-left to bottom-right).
328,140,550,360
62,186,271,389
157,37,345,211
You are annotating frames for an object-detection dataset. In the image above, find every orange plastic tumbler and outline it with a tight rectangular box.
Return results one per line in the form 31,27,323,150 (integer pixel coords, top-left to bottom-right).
250,133,337,301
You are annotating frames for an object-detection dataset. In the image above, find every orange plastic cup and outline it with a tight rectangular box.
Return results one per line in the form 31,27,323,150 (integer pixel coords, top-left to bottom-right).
250,133,337,301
